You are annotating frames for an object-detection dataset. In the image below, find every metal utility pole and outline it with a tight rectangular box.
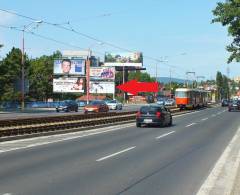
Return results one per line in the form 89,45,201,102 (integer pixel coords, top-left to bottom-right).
186,71,195,88
21,20,42,110
123,66,125,103
86,49,92,104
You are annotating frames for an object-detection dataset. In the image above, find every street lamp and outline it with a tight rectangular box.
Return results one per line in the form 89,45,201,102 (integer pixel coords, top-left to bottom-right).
21,20,42,110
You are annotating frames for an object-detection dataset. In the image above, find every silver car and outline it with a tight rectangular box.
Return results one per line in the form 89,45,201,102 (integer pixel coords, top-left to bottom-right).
106,100,123,110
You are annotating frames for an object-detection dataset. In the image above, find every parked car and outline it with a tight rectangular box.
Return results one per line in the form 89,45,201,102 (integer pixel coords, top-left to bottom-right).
84,100,109,113
221,99,229,107
106,100,123,110
136,104,172,127
56,100,78,112
228,100,240,112
164,98,175,106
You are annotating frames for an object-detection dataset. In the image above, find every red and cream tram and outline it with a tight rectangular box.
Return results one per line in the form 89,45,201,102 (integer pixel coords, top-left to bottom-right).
175,88,209,109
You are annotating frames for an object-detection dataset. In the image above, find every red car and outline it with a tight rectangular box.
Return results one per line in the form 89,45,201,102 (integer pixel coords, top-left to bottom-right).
84,100,109,114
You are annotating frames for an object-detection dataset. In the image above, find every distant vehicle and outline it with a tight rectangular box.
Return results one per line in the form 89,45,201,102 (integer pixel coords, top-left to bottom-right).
84,100,109,113
76,100,87,107
146,95,155,103
106,100,123,110
228,100,240,112
156,97,166,105
164,99,175,106
175,88,208,109
221,99,229,107
56,100,78,112
136,104,172,127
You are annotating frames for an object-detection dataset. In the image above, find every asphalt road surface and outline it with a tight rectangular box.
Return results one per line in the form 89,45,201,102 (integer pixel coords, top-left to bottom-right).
0,106,239,195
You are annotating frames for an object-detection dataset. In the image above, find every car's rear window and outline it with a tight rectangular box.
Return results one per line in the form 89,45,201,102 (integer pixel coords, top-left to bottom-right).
140,106,161,114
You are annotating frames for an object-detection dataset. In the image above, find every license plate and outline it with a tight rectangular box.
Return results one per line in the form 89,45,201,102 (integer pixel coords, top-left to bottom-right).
144,119,152,123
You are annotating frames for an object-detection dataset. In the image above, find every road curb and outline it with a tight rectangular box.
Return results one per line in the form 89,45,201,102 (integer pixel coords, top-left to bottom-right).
197,126,240,195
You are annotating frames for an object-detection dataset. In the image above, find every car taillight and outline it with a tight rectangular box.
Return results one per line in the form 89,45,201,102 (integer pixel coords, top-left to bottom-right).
136,111,141,118
156,111,161,118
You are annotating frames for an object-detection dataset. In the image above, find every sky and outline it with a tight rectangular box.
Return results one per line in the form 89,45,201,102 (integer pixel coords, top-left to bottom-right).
0,0,238,81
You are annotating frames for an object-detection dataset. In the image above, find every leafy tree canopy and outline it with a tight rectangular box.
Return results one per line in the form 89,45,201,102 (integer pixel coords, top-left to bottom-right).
213,0,240,62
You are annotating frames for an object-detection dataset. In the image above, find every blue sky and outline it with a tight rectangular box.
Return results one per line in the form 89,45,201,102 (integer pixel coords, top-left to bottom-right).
0,0,238,80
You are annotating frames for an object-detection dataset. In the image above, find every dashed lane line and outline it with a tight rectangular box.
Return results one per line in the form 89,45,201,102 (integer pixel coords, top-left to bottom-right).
96,146,136,162
186,123,197,127
155,131,175,139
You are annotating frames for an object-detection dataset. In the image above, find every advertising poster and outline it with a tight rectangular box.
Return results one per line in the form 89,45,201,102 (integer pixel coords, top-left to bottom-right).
54,59,85,75
90,67,115,80
104,52,143,67
53,77,85,93
89,81,115,94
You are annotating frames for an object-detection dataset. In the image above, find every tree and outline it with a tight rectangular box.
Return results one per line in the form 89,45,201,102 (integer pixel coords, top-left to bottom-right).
212,0,240,63
216,71,223,100
28,51,62,101
0,47,29,101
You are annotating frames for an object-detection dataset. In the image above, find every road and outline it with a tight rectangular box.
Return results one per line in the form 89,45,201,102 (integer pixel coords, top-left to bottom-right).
0,104,143,120
0,106,239,195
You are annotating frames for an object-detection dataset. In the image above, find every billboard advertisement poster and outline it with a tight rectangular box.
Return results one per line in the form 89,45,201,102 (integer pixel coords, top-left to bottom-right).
54,59,85,75
90,67,115,79
90,81,115,94
53,77,85,93
104,52,143,67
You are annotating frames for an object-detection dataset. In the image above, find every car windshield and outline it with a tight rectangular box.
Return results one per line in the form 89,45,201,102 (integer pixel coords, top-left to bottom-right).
109,100,116,103
89,101,102,105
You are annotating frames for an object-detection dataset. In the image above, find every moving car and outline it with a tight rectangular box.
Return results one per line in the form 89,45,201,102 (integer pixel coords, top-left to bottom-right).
106,100,123,110
228,100,240,112
156,97,166,105
164,98,175,106
136,104,172,127
56,100,78,112
221,99,229,107
84,100,109,113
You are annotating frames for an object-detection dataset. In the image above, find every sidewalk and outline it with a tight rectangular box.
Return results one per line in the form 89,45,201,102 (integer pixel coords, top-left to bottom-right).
197,126,240,195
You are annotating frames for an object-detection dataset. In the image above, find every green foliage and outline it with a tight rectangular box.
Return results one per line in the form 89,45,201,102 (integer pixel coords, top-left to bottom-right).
0,47,25,101
128,71,155,82
212,0,240,62
216,71,230,99
28,51,62,101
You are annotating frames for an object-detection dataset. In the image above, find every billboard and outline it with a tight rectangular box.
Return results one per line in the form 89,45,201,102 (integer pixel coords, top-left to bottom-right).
90,67,115,80
90,81,115,94
54,59,85,75
104,52,143,67
53,77,85,93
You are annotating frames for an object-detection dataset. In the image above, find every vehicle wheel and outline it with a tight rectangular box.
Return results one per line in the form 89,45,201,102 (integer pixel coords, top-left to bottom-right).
228,109,231,112
75,108,78,112
136,123,141,127
56,110,59,112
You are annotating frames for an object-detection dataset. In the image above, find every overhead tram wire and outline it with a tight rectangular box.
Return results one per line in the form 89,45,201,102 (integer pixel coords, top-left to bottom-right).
0,8,179,65
0,24,104,56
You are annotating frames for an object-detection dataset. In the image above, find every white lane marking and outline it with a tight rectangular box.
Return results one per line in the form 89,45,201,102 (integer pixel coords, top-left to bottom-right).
96,146,136,162
0,124,135,154
185,123,196,127
217,112,222,115
197,126,240,195
155,131,175,139
201,117,208,121
211,114,216,117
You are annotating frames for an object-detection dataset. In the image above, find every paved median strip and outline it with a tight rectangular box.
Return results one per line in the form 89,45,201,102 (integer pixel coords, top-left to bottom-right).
96,146,136,162
155,131,175,139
